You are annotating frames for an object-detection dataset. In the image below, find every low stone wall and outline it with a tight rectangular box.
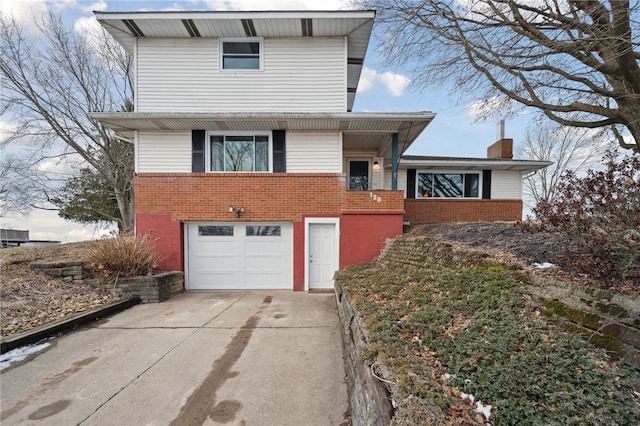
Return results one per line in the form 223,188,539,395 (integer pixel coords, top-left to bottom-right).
30,261,85,281
30,260,183,304
528,276,640,369
335,281,393,426
87,272,184,304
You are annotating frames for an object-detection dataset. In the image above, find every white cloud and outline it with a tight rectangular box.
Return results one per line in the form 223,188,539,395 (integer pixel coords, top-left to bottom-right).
358,67,376,94
79,1,107,12
73,15,101,36
0,119,18,142
0,0,47,30
357,67,411,97
467,96,516,120
378,71,411,96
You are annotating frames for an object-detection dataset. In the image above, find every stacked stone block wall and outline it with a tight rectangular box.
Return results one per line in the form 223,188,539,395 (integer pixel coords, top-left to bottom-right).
30,261,85,281
89,272,184,304
30,260,183,304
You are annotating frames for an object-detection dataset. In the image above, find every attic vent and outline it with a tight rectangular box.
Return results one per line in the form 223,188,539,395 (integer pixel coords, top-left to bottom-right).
122,19,144,37
347,57,364,65
347,87,357,93
182,19,201,37
241,19,257,37
301,18,313,36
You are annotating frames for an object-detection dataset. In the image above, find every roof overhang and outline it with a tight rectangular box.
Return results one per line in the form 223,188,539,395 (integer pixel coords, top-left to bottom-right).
91,111,435,157
94,10,375,111
399,156,552,173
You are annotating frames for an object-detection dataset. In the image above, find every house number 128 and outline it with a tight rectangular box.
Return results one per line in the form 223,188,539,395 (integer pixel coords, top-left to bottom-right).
369,192,382,202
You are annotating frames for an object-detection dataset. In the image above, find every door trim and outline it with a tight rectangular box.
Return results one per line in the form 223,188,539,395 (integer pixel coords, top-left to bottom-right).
304,217,340,291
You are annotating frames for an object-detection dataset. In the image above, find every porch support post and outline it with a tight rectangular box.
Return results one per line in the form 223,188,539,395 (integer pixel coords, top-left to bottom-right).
391,132,399,190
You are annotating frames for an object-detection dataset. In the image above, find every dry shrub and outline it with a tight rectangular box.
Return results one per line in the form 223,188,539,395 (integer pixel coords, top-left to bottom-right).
87,232,161,278
522,149,639,283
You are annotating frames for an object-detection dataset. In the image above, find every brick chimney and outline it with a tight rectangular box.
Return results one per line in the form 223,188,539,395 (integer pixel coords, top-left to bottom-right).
487,138,513,159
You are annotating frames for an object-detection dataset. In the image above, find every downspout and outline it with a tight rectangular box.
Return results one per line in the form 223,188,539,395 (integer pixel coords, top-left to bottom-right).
391,132,398,190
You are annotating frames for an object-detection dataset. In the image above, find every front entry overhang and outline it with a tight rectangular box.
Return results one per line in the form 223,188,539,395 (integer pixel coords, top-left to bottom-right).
90,111,435,159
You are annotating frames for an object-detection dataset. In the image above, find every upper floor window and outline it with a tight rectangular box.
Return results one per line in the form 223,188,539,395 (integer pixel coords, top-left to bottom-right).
220,38,262,70
417,172,480,198
209,133,270,172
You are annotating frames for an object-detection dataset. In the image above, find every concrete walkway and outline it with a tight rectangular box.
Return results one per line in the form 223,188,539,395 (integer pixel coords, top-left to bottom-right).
1,291,349,425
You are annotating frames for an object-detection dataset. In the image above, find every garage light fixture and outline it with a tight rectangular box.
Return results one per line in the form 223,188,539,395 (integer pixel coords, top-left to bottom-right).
229,206,245,217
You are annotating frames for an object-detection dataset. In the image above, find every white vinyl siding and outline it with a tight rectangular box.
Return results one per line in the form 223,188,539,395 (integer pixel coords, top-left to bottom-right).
384,169,407,197
137,37,345,112
491,170,523,199
287,132,342,172
137,131,191,172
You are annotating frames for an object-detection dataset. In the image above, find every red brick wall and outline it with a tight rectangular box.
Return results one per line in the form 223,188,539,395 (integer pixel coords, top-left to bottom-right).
340,211,404,268
404,199,523,224
136,173,349,221
136,213,183,271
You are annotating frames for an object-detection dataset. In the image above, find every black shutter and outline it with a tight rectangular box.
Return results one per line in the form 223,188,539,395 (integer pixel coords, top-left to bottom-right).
406,169,416,199
272,130,286,172
482,170,491,199
192,130,206,172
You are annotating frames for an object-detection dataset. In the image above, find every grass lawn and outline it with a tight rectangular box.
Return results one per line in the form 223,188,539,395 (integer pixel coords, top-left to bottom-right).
336,241,640,424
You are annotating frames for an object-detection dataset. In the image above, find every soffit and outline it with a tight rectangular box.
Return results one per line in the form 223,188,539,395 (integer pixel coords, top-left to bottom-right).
91,111,435,156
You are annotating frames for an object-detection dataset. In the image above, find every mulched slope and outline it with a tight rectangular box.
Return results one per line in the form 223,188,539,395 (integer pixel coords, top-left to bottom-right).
407,222,567,266
0,243,121,338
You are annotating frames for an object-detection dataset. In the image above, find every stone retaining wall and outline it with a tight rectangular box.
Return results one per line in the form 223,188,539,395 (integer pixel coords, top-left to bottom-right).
30,261,85,281
88,272,184,304
335,281,393,426
30,261,183,304
528,276,640,369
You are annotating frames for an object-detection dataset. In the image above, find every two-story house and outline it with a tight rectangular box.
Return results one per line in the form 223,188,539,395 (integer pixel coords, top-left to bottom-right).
92,10,549,292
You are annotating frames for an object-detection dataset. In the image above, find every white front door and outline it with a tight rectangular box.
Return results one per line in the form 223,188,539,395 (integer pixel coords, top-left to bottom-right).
308,223,337,290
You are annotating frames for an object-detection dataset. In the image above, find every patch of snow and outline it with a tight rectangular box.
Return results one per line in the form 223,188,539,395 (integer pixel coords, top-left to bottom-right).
0,342,51,371
474,401,492,420
460,392,475,403
532,262,554,269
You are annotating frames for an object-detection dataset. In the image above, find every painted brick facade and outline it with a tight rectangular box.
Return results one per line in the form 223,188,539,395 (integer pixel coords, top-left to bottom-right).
404,199,523,224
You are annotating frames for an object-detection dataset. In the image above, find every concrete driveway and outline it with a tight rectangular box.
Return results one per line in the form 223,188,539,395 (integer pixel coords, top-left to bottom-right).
0,291,349,425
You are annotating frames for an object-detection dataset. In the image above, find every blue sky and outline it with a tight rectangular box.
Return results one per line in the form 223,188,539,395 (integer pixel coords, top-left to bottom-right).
0,0,533,242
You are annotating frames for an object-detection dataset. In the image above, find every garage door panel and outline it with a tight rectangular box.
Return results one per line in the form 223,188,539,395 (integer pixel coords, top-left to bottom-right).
187,222,292,290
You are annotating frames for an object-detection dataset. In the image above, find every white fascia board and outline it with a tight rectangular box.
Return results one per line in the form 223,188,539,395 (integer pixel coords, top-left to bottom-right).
94,10,376,21
90,111,436,122
399,159,552,171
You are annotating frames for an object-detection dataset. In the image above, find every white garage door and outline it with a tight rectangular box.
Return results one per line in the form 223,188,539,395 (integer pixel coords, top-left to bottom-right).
186,222,293,290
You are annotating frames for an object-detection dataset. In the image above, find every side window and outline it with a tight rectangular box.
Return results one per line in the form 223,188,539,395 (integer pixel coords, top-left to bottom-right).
417,172,481,198
220,39,262,70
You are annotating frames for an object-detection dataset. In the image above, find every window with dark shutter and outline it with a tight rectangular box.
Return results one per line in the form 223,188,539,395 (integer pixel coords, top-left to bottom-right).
192,130,205,172
406,169,416,199
482,170,492,199
272,130,286,172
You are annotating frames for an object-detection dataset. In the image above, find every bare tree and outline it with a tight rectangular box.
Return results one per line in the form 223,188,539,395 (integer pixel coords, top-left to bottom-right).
358,0,640,152
0,10,135,230
517,119,599,210
0,153,40,218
